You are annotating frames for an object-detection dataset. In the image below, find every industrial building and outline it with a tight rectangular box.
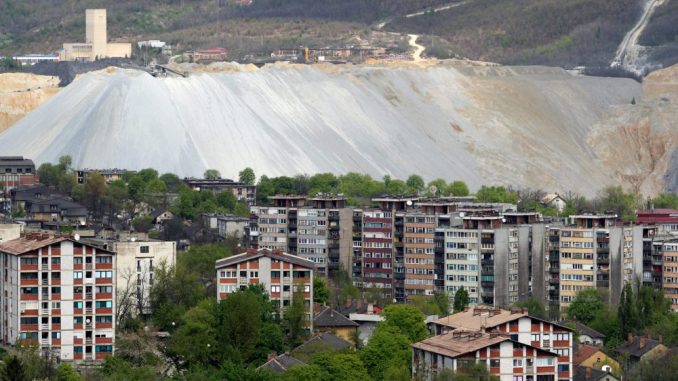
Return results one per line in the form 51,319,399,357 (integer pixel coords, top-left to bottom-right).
60,9,131,62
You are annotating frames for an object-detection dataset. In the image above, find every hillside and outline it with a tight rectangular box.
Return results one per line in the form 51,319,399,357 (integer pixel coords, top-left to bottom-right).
3,61,672,196
1,0,677,68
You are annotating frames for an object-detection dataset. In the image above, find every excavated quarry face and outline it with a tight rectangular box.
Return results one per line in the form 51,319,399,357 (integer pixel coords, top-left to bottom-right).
0,73,60,133
0,62,666,196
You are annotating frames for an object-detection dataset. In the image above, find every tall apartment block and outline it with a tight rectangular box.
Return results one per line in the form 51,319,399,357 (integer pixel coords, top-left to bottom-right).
249,195,351,277
662,240,678,312
215,249,315,330
357,209,395,299
0,234,116,362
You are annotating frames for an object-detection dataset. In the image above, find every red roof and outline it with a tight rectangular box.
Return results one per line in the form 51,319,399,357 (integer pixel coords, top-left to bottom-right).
574,344,602,366
637,209,678,223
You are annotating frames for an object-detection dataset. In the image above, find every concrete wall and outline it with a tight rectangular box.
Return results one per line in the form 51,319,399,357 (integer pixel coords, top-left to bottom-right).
0,223,21,242
494,228,509,307
86,9,107,58
531,225,546,305
608,228,624,306
518,226,531,301
338,208,353,272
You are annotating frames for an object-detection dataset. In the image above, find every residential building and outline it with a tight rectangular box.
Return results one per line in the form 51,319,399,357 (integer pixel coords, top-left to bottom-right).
359,209,394,299
637,209,678,236
258,352,304,374
313,306,359,343
542,194,567,213
184,178,256,205
616,335,669,365
412,330,566,381
60,9,131,62
441,228,480,305
215,249,315,330
430,306,574,376
250,195,352,277
0,157,38,191
76,169,131,184
26,197,88,225
573,345,620,376
0,234,116,362
202,213,248,239
568,322,606,347
0,223,22,242
85,238,175,315
10,185,59,212
662,240,678,311
397,211,437,300
290,332,354,362
573,366,620,381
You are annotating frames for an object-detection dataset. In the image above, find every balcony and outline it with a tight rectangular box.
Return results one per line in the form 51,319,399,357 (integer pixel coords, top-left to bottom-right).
549,267,560,274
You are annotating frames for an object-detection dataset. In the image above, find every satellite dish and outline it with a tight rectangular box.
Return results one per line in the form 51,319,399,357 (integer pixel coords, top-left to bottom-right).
74,234,80,241
501,218,506,223
601,365,611,373
85,318,91,324
406,200,413,206
459,212,465,218
429,185,438,195
131,237,137,242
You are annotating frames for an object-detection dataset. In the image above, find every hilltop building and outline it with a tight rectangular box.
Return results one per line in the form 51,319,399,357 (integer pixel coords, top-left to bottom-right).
60,9,132,62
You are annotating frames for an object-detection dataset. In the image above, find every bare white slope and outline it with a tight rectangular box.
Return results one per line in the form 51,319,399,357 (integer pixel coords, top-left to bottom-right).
0,64,642,194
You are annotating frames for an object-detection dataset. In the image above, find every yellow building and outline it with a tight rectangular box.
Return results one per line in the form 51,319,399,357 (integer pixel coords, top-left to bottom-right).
574,344,621,376
313,306,359,343
61,9,132,62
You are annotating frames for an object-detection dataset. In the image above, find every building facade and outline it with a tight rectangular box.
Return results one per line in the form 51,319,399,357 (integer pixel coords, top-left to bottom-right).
662,240,678,311
0,235,115,362
0,157,38,192
215,249,315,331
184,178,256,206
61,9,132,62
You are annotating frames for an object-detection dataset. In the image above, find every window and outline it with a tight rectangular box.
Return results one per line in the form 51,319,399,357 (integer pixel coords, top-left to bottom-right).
250,271,259,278
73,302,83,309
271,271,281,278
140,246,150,253
95,271,113,278
74,257,83,264
557,364,569,372
96,286,113,293
73,272,83,279
490,359,500,368
95,345,113,353
20,317,38,324
513,377,523,381
52,332,61,339
95,316,113,323
95,256,112,263
95,301,113,308
20,257,38,265
21,287,38,294
531,334,540,342
51,258,61,264
536,358,554,366
74,346,83,353
304,285,311,292
554,333,569,341
74,317,83,324
52,317,61,324
513,359,523,367
51,302,60,309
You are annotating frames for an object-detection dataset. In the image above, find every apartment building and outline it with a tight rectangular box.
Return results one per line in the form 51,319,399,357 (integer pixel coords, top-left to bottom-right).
249,195,351,277
0,157,38,191
662,240,678,312
0,234,116,362
413,330,565,381
215,249,315,330
360,209,394,298
430,307,574,380
85,238,176,316
398,212,437,300
637,209,678,236
442,228,480,305
184,178,256,206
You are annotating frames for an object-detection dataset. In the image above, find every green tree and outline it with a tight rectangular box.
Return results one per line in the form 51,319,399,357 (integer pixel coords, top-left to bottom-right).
100,356,159,381
447,181,470,197
406,174,425,193
284,364,328,381
239,167,256,185
385,179,408,195
56,363,83,381
284,285,308,347
204,169,221,180
57,155,72,172
131,215,154,233
84,172,108,218
513,296,546,319
380,304,428,342
567,288,604,324
159,173,184,192
475,185,517,203
651,193,678,209
168,300,218,368
360,326,411,380
256,175,275,205
2,356,27,381
426,179,447,196
453,286,470,313
313,277,330,304
150,262,204,331
434,291,451,315
309,352,371,381
618,284,639,337
598,186,639,222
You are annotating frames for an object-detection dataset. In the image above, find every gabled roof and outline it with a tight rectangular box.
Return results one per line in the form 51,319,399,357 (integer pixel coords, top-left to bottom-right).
616,336,664,358
574,344,605,366
570,321,606,339
27,196,87,216
257,353,304,373
433,307,573,332
215,248,316,270
292,332,353,354
0,235,113,255
412,330,558,359
314,306,359,328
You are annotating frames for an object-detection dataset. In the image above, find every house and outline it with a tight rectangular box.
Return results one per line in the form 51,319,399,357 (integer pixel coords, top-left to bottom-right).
573,344,620,376
10,185,59,212
215,249,315,331
542,193,566,213
257,352,304,373
569,321,606,346
0,234,116,362
184,178,256,205
290,332,354,363
430,307,574,379
573,366,620,381
202,213,249,239
27,197,88,225
151,209,174,230
337,300,384,345
0,156,38,191
615,335,669,365
313,306,359,343
412,330,566,381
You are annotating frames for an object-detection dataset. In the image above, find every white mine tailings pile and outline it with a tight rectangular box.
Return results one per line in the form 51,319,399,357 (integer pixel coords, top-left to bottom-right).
1,62,676,196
